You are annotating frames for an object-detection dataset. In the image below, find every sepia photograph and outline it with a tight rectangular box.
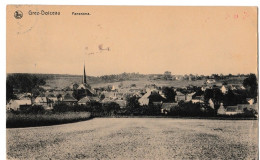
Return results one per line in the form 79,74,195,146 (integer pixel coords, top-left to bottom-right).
6,5,258,159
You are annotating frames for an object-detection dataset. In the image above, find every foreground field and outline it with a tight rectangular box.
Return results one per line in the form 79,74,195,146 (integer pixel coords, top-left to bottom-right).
7,118,258,159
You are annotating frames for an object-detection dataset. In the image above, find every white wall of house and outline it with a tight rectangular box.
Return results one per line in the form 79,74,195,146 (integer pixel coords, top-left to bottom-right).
221,86,228,94
138,97,149,106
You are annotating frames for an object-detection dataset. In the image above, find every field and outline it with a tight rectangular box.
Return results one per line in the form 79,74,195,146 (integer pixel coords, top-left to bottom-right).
45,76,207,89
7,118,258,159
45,74,246,89
6,112,91,128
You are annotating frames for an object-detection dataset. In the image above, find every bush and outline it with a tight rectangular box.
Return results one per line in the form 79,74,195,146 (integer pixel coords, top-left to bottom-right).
102,102,121,116
169,102,205,117
243,108,258,117
19,105,45,114
53,103,73,112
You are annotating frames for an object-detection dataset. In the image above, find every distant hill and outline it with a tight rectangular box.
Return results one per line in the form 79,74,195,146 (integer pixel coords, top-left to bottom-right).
7,73,149,89
7,73,248,90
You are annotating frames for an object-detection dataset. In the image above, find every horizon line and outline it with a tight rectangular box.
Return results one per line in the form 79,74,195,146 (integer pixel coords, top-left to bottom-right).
6,72,256,77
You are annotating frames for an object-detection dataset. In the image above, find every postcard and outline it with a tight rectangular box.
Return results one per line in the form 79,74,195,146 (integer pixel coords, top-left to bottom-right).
6,5,258,159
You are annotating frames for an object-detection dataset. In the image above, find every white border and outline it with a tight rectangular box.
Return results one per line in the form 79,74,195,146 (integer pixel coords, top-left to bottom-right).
1,1,259,160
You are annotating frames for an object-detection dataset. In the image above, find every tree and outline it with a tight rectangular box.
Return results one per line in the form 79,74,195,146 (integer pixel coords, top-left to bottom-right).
7,74,46,94
204,88,223,107
6,80,15,102
204,89,213,102
6,74,46,103
102,102,121,115
162,87,176,102
223,90,236,106
126,95,140,113
243,74,258,100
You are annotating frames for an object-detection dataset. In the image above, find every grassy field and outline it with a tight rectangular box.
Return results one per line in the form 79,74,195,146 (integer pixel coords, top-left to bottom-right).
6,112,91,128
46,75,246,90
7,118,258,159
91,79,207,89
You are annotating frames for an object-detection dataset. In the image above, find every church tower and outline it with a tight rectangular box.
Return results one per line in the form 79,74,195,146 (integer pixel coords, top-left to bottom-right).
83,62,87,84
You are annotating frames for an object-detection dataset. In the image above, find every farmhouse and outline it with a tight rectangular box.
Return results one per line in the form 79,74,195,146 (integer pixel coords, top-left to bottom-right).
138,90,165,106
34,96,49,107
217,103,226,115
78,96,100,105
6,99,32,111
62,93,78,105
138,92,150,106
217,102,257,115
17,93,31,100
192,96,204,104
175,91,186,102
101,91,117,99
186,92,196,101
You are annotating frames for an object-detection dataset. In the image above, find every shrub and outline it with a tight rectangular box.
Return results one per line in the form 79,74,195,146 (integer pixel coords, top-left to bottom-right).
20,105,45,114
169,102,204,117
243,108,258,117
53,103,72,112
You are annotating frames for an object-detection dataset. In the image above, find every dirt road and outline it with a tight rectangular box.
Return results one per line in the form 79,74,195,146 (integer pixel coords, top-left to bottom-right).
7,118,258,159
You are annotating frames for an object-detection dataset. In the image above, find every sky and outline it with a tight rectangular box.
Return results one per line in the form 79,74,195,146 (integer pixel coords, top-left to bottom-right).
6,6,258,76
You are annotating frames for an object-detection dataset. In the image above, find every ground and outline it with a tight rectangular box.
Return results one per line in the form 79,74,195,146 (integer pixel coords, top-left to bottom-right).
7,118,258,159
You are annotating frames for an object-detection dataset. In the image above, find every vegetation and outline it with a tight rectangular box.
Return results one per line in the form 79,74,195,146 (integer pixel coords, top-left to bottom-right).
243,73,258,100
169,101,215,117
6,74,46,101
6,111,91,128
162,87,176,102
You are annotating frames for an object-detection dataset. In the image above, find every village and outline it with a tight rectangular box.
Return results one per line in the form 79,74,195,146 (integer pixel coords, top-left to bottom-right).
6,65,258,117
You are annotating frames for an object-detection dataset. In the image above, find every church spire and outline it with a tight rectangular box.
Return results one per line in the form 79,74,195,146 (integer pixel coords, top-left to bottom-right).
83,61,87,84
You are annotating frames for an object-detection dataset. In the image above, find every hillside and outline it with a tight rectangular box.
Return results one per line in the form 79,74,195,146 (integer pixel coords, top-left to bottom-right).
7,73,248,90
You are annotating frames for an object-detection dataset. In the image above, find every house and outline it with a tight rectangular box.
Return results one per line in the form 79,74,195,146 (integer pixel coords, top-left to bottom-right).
225,106,244,115
6,99,32,111
220,85,229,94
230,84,246,90
161,103,178,114
34,96,49,107
111,85,118,91
186,92,196,101
114,99,127,108
192,96,204,103
217,103,226,115
217,102,257,115
175,91,186,102
101,91,117,99
237,103,258,112
138,91,165,106
78,96,100,105
148,91,165,104
246,98,254,105
17,93,31,100
138,92,150,106
208,98,215,109
62,93,78,105
206,79,216,84
201,85,210,92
